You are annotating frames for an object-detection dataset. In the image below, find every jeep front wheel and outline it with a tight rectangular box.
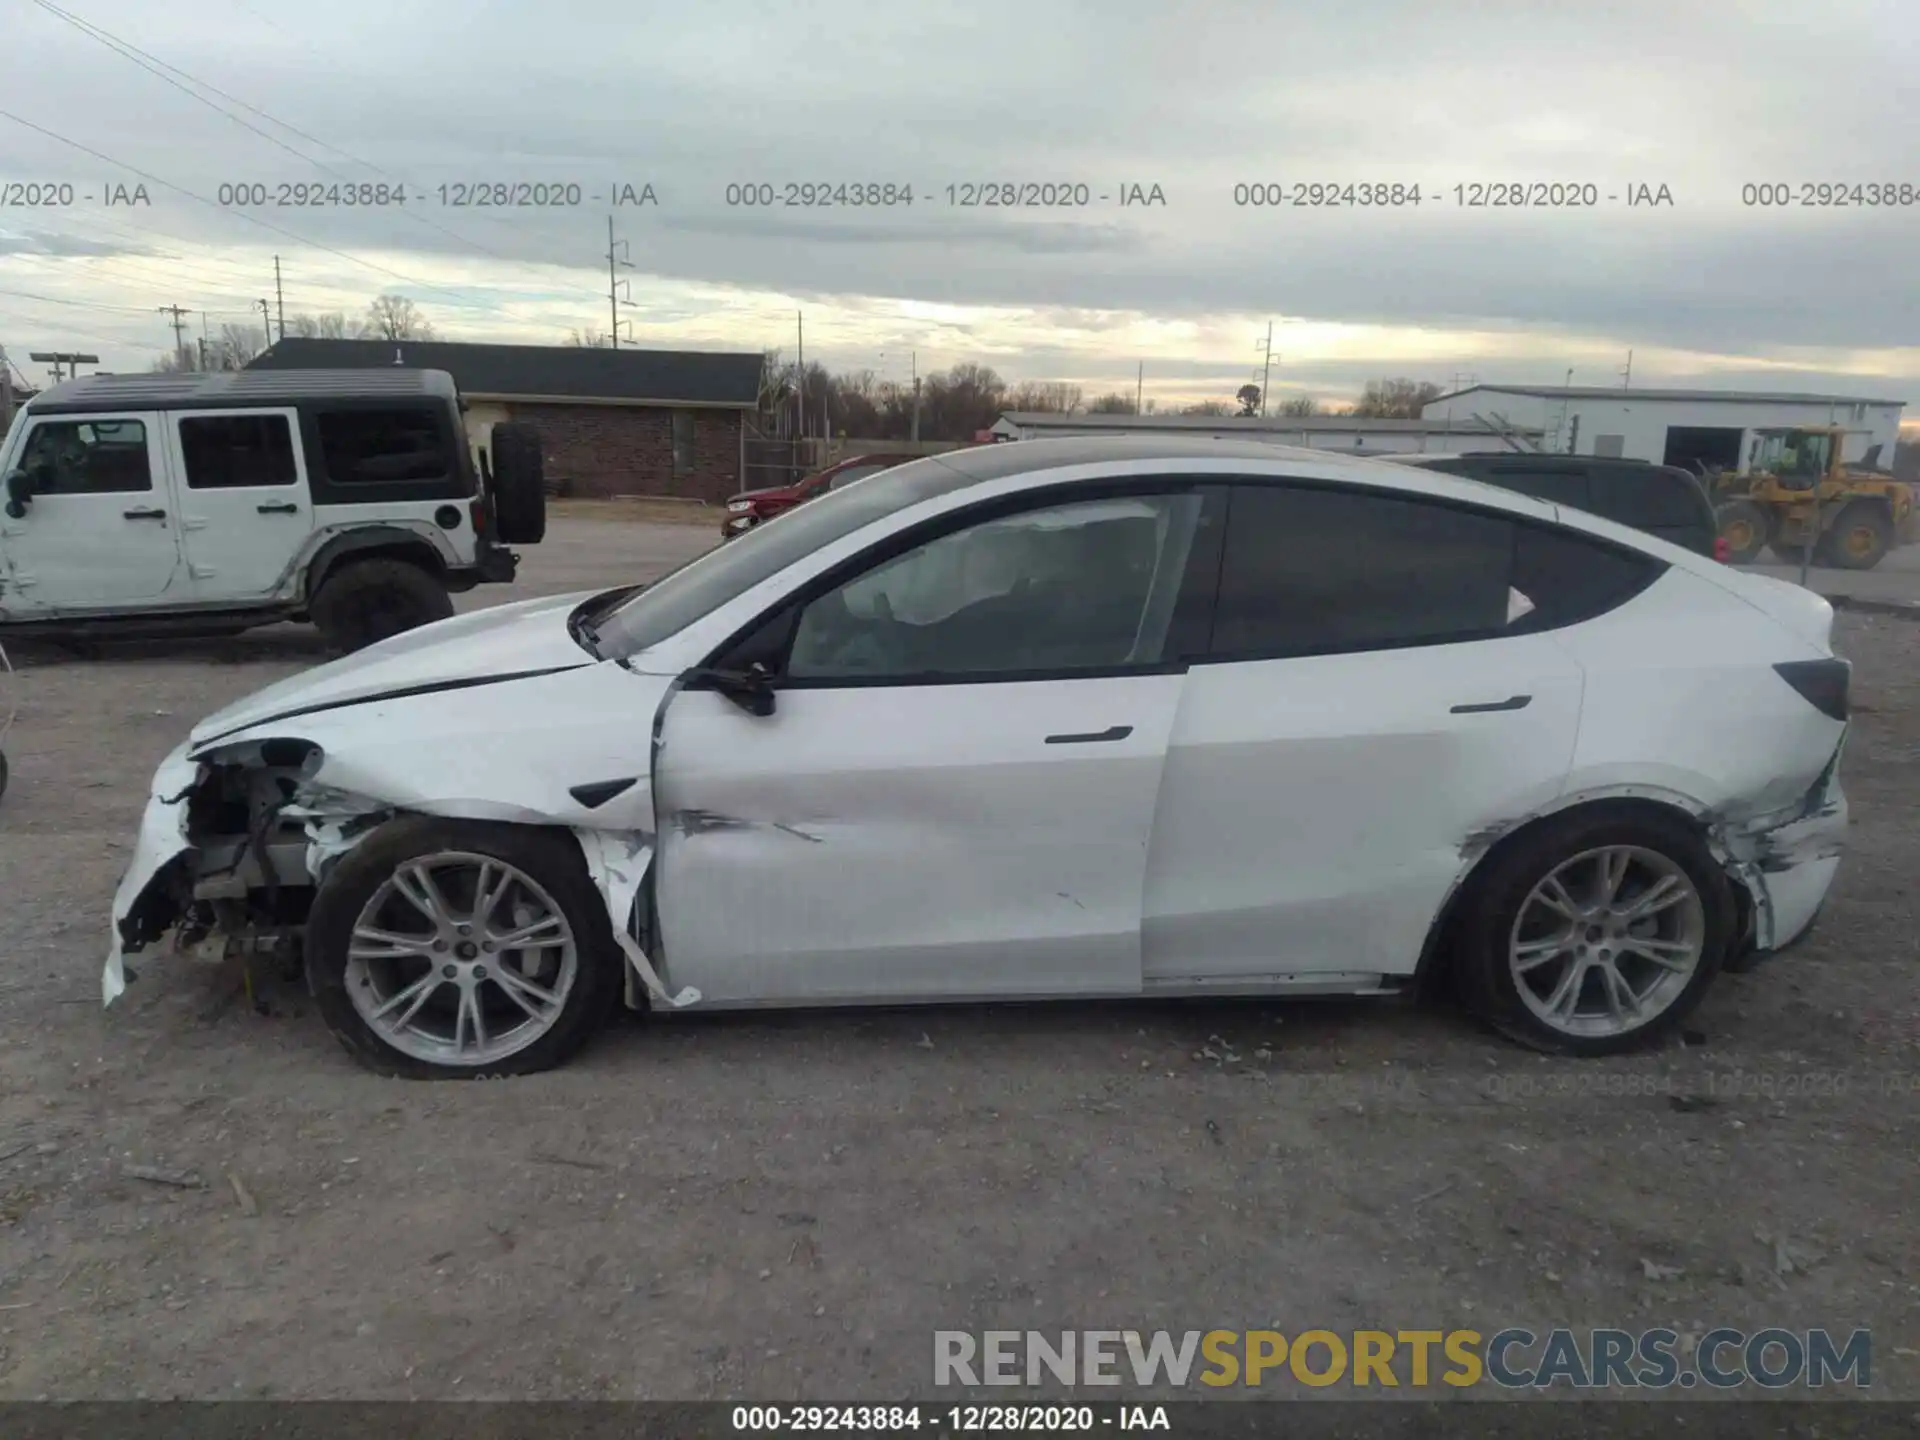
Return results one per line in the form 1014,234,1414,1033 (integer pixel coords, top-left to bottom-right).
310,557,454,653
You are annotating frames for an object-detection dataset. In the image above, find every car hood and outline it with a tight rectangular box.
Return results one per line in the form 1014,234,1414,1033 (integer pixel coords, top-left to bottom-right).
732,484,801,503
188,590,601,750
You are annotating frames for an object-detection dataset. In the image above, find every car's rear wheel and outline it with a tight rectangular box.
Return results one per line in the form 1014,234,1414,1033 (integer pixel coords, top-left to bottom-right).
310,557,454,653
306,817,622,1078
1457,809,1733,1056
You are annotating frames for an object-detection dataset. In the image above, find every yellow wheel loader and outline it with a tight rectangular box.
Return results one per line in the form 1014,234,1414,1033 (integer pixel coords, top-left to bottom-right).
1710,426,1914,570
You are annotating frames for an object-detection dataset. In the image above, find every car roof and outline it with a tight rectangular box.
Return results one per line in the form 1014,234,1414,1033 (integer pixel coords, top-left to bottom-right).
914,435,1564,518
1390,451,1702,482
23,367,460,416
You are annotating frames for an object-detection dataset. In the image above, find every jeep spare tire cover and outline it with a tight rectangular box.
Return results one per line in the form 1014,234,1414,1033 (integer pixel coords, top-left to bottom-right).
490,422,546,544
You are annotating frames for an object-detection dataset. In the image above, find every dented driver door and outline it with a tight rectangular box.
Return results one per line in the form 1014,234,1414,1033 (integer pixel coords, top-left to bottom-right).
649,487,1215,1007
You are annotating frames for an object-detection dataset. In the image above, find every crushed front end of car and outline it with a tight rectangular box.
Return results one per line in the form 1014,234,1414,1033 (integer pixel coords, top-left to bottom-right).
106,737,382,1003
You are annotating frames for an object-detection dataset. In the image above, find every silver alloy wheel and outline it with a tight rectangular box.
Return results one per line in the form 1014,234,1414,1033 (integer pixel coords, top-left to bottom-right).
344,850,579,1067
1508,845,1706,1039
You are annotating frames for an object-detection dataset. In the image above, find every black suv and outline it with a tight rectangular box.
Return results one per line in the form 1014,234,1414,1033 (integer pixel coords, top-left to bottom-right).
1392,453,1722,560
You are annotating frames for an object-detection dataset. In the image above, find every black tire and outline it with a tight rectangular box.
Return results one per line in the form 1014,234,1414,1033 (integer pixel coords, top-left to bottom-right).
1824,500,1893,571
0,749,9,802
306,816,623,1079
1455,806,1735,1057
1714,500,1769,565
309,557,454,653
489,423,546,545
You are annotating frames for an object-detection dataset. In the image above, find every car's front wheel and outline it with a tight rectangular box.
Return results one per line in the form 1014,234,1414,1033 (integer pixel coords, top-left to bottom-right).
1457,808,1734,1056
306,816,623,1078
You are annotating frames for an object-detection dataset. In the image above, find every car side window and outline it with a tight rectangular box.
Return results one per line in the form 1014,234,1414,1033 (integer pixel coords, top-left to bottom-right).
1210,484,1514,657
784,492,1206,681
1489,468,1592,511
180,414,299,489
1601,468,1712,527
315,407,453,485
16,419,152,495
1511,525,1664,629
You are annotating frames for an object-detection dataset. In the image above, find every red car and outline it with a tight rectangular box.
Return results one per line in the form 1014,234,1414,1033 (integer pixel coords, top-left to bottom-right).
721,453,918,539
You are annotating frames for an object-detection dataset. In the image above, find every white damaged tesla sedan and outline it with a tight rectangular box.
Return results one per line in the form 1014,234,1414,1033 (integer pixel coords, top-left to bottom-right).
107,437,1849,1078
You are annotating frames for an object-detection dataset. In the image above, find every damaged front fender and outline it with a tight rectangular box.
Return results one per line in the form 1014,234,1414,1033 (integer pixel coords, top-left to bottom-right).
105,742,203,1004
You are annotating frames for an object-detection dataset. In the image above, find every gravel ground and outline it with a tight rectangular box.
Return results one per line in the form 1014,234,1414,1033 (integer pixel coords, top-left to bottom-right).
0,520,1914,1401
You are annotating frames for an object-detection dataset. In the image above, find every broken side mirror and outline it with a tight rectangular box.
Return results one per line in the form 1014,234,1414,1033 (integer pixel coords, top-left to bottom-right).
693,662,777,718
3,469,34,519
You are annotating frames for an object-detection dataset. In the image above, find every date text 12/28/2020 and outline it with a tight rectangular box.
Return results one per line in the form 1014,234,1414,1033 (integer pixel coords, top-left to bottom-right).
1230,181,1675,207
211,181,659,208
720,182,1168,207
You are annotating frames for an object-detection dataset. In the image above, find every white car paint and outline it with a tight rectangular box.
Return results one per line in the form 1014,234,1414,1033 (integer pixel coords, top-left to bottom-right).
1140,629,1585,984
104,439,1852,1049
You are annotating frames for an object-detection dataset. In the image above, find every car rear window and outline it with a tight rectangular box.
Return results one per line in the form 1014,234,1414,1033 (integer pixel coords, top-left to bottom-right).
1511,525,1664,630
1210,484,1514,656
1595,466,1713,528
315,407,455,486
1482,467,1592,510
1208,481,1667,658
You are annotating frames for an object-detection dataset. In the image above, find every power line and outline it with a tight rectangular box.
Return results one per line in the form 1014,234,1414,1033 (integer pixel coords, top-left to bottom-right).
0,106,539,324
0,285,160,315
29,0,613,312
0,311,164,353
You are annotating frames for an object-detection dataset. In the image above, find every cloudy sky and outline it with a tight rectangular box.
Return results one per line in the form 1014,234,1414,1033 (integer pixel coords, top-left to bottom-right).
1,0,1916,412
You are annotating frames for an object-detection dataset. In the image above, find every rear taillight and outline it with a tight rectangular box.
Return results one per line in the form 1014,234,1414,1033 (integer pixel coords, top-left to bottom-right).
1714,535,1731,563
1773,659,1850,721
470,496,490,538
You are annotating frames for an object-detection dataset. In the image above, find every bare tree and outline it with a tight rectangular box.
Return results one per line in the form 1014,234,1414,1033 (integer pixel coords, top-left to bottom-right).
287,311,353,339
566,328,613,348
1088,392,1138,414
1351,377,1443,419
360,294,435,342
1181,399,1232,417
1235,383,1262,417
211,323,267,371
1006,380,1084,414
1277,394,1320,417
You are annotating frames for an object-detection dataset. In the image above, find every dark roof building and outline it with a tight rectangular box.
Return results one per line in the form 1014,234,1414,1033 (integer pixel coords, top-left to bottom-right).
249,338,761,408
247,338,763,502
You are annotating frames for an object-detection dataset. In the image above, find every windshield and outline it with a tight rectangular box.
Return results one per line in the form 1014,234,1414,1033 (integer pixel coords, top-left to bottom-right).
593,452,988,661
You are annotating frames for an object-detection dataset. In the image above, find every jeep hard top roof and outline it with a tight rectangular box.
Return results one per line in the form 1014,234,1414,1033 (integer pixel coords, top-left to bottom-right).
23,367,460,416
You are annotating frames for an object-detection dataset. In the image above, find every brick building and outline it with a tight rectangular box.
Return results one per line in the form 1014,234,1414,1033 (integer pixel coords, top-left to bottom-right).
248,338,761,501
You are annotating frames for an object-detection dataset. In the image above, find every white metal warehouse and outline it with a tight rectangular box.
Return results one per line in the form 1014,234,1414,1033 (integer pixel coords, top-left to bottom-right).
1421,385,1906,472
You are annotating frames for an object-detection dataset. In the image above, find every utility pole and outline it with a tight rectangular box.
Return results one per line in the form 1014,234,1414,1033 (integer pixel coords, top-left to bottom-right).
274,256,285,342
605,217,635,349
258,299,274,360
1259,321,1274,418
1621,349,1633,389
795,310,804,443
158,304,192,368
29,351,98,384
1136,360,1143,416
910,349,921,445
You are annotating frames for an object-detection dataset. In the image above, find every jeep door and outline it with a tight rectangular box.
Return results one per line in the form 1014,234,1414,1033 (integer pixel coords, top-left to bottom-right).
0,411,184,613
163,409,311,601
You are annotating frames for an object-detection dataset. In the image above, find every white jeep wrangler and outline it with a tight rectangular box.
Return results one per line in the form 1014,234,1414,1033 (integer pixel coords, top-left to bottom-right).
0,367,544,651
